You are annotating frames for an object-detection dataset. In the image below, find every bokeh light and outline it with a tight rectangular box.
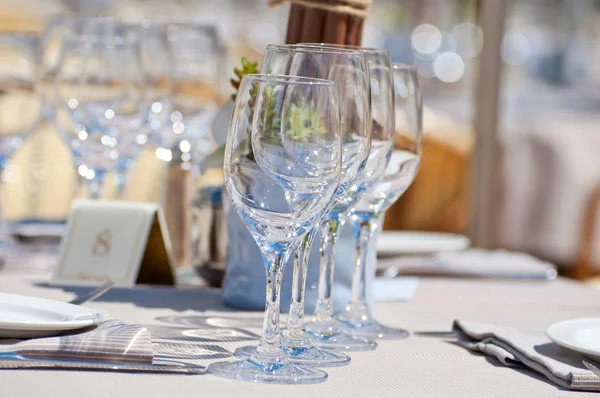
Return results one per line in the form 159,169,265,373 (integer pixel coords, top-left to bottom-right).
451,22,484,58
411,24,442,55
433,52,465,83
179,140,191,153
502,33,532,66
155,147,173,162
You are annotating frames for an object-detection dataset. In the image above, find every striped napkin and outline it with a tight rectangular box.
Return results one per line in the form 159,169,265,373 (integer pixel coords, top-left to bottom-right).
0,320,154,365
454,320,600,391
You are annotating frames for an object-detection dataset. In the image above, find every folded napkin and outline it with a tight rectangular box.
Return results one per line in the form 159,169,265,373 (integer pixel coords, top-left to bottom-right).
454,320,600,391
0,320,154,365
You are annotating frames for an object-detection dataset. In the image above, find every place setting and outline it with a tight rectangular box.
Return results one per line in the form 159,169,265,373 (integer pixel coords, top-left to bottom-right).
0,281,204,374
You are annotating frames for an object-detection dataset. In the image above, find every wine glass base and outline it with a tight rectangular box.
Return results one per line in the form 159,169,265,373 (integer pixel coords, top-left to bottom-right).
306,330,377,352
208,359,328,384
339,320,410,340
284,344,351,367
235,344,351,367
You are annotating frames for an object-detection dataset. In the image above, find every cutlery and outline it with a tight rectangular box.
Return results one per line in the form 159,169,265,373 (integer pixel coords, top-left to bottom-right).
69,281,115,305
0,352,205,374
583,360,600,376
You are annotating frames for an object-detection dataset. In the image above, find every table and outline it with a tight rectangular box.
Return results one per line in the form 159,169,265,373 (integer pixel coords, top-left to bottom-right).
1,269,599,397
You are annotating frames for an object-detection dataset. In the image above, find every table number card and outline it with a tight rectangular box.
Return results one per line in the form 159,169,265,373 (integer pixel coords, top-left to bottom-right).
53,199,175,287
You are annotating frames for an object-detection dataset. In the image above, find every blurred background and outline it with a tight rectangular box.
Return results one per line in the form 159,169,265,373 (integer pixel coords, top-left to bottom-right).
0,0,598,280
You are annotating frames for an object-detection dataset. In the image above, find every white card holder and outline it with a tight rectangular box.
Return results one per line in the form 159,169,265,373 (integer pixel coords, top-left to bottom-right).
52,199,175,287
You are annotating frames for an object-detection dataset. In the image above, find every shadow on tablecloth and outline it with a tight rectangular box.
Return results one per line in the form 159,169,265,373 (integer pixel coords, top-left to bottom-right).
146,317,266,367
35,283,231,312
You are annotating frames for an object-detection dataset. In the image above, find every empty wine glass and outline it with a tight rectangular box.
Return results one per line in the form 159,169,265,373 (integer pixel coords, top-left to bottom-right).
207,74,342,384
286,44,395,352
39,14,92,122
256,44,376,358
235,45,375,366
339,63,422,339
153,23,223,167
50,19,146,198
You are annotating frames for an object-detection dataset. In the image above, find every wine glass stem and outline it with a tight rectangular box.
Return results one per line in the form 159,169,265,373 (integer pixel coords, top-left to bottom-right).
348,212,384,313
254,245,291,362
286,228,317,342
314,211,346,324
87,170,107,200
114,167,127,199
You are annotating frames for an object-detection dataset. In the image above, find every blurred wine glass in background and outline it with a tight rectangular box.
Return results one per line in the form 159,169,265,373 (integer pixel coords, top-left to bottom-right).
50,19,147,199
156,22,224,172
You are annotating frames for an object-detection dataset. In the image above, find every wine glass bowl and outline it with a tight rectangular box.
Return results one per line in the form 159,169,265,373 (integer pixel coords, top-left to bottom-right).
153,23,223,168
50,20,146,197
225,75,341,244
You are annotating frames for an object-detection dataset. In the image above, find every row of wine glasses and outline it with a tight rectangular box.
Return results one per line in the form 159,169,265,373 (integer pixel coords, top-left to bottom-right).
38,15,222,199
209,43,422,384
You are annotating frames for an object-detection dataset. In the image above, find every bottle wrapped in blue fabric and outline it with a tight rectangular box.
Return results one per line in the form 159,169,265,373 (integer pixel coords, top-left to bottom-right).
222,194,368,313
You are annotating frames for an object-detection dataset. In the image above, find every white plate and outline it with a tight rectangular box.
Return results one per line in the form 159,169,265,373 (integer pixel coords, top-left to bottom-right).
0,293,104,338
377,231,470,257
546,318,600,361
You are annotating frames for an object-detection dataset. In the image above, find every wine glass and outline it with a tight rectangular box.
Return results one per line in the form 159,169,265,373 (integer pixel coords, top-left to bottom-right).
207,74,342,384
339,63,422,339
50,19,146,199
133,21,173,158
262,44,377,354
152,23,223,168
289,44,395,352
232,45,373,365
39,14,92,122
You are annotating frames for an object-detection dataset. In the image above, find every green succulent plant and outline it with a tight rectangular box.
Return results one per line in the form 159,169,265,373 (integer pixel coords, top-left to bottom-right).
230,58,329,161
285,104,328,141
230,58,259,101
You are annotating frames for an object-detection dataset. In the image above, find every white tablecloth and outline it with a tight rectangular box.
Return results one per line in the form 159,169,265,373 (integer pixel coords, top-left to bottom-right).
0,270,599,397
